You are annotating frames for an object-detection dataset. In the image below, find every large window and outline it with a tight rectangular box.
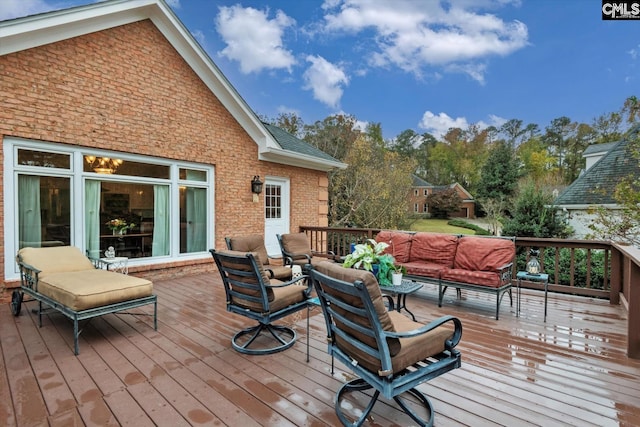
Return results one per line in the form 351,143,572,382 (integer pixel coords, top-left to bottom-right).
4,139,214,279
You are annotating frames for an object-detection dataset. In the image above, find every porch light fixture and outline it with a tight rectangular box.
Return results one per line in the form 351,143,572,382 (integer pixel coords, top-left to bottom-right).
251,175,263,202
85,155,123,174
526,248,541,275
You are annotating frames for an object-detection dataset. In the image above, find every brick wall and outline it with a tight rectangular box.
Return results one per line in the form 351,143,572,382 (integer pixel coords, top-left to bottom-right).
0,20,327,285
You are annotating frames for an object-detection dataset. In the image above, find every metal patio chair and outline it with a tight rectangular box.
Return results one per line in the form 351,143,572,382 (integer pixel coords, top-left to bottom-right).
276,232,337,271
225,234,292,280
309,261,463,427
210,249,312,356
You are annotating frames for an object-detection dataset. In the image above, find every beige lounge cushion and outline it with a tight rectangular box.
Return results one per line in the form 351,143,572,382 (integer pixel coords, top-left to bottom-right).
37,269,153,311
18,246,95,276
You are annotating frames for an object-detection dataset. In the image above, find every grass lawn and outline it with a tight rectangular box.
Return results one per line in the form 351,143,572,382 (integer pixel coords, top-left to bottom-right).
410,219,476,235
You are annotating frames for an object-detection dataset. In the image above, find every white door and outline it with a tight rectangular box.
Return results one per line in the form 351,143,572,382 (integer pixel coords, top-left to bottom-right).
264,177,290,256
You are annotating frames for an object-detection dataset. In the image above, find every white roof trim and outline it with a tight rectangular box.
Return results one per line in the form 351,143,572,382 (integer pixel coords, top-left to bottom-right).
259,147,346,172
0,0,338,172
554,204,621,210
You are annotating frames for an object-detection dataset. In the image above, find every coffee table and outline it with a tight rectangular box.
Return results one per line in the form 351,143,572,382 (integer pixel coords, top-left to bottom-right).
381,280,423,321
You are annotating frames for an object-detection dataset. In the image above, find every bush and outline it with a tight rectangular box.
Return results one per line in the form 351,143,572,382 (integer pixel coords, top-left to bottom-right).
447,219,492,235
516,247,608,290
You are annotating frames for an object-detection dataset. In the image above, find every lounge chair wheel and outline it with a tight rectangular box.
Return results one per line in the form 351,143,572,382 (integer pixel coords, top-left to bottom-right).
10,290,22,316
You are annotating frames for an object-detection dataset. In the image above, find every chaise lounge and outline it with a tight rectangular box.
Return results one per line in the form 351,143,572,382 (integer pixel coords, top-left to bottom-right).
12,246,157,355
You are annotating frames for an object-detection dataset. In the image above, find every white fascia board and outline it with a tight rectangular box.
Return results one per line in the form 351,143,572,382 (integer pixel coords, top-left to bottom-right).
0,0,279,151
259,147,347,172
553,204,620,210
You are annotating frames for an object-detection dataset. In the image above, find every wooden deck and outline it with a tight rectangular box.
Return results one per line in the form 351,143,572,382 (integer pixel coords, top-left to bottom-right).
2,273,640,426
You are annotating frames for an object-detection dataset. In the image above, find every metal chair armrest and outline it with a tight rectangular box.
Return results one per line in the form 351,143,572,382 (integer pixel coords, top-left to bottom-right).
385,315,463,348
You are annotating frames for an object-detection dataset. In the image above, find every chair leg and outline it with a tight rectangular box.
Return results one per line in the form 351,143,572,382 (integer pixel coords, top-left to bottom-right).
335,378,380,427
231,322,297,355
394,388,435,427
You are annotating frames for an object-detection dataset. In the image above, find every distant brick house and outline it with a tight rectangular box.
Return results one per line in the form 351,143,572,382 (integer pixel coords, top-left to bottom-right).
554,128,639,239
410,175,476,219
0,0,344,285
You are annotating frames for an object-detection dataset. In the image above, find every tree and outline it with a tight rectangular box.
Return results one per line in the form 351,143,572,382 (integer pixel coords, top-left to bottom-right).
329,135,416,228
476,140,519,200
426,187,462,219
502,181,571,238
303,114,360,161
270,112,305,138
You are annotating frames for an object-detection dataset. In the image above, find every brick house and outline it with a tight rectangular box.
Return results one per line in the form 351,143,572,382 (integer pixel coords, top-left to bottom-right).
0,0,344,286
410,175,476,219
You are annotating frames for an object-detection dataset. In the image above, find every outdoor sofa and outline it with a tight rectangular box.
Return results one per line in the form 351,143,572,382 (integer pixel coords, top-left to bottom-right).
376,230,516,319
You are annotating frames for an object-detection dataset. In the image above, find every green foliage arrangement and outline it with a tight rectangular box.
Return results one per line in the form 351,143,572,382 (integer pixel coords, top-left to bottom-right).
342,239,396,286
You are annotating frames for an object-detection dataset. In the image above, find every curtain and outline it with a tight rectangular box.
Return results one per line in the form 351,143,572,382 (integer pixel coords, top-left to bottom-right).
18,175,41,247
186,187,206,252
85,180,101,258
152,185,170,256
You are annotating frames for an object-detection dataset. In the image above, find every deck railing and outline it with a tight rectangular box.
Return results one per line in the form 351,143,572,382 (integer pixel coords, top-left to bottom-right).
299,226,640,359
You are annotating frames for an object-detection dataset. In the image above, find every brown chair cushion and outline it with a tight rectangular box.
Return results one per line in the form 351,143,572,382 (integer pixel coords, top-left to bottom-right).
453,236,515,272
315,262,400,362
217,250,273,310
227,235,270,266
281,233,312,257
268,279,309,312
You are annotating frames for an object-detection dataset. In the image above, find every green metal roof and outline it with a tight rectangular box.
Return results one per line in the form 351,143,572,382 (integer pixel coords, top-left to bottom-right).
262,122,340,163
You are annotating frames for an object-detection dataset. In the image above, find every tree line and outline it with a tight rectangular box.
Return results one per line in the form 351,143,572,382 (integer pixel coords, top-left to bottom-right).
263,96,639,238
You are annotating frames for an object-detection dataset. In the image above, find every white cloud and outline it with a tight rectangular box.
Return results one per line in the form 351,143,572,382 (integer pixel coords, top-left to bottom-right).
321,0,528,82
303,55,349,108
0,0,50,20
215,5,296,74
418,111,506,139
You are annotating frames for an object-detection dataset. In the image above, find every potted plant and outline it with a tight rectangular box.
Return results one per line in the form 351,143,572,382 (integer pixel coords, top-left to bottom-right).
391,264,406,286
342,239,396,286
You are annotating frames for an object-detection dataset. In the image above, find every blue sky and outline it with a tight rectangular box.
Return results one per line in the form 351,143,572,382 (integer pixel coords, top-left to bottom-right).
2,0,638,139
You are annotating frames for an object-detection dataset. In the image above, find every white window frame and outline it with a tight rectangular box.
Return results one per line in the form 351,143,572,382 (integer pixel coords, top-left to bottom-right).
3,137,215,280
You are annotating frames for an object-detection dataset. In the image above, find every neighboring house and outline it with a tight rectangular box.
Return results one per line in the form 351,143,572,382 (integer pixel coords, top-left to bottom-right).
410,175,476,219
0,0,345,284
554,129,639,239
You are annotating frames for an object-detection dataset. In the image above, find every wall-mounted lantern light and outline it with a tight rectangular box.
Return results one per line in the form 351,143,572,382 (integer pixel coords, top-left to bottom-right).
251,175,263,202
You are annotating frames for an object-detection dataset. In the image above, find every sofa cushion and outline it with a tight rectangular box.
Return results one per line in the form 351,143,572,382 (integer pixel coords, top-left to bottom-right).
37,269,153,311
409,233,459,266
440,268,503,288
375,230,413,263
454,236,515,272
18,246,95,276
402,261,448,280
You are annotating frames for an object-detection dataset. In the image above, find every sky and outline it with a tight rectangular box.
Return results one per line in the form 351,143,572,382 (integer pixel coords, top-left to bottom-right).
1,0,638,139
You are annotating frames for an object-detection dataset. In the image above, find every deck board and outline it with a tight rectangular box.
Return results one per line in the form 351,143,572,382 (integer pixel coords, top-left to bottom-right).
2,273,640,426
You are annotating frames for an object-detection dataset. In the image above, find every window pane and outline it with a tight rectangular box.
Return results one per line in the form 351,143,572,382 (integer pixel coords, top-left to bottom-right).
18,175,71,248
98,182,156,259
18,149,70,169
265,184,281,219
179,168,207,181
180,186,207,253
84,155,169,178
